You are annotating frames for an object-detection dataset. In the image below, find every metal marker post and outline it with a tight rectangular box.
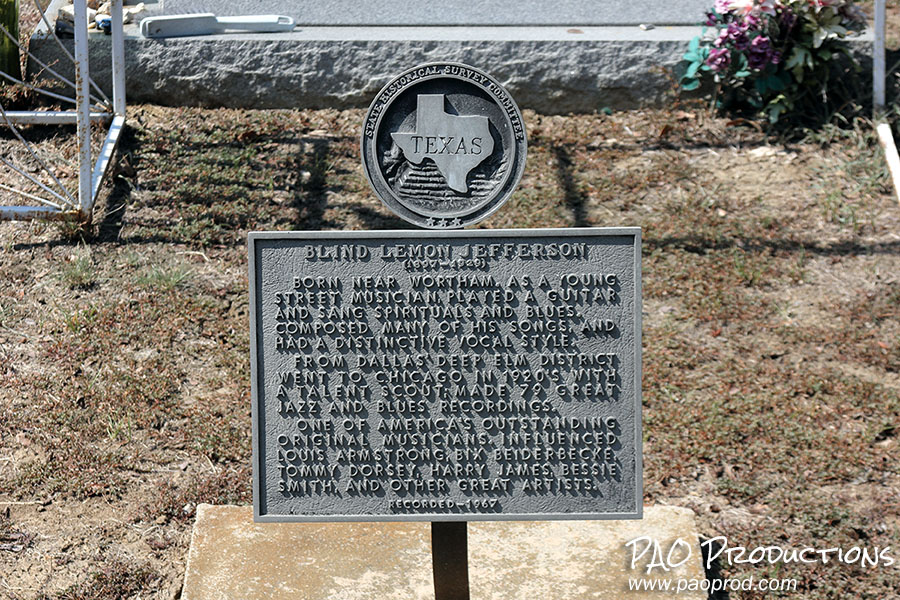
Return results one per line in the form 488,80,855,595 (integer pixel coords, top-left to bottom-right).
432,522,470,600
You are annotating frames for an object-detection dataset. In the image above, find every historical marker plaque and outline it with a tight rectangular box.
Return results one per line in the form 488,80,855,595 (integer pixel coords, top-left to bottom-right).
251,228,641,522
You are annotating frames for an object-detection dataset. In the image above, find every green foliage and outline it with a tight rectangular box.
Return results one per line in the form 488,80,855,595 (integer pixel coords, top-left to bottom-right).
682,37,711,91
681,1,866,126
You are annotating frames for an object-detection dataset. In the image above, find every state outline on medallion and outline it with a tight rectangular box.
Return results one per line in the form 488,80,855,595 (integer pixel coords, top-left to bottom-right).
390,94,495,194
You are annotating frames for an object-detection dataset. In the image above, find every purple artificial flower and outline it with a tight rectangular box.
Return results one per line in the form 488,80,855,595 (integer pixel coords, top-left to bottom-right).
748,35,772,70
714,0,732,15
751,35,770,51
780,9,797,31
707,47,732,72
728,22,751,50
714,28,730,47
705,11,719,26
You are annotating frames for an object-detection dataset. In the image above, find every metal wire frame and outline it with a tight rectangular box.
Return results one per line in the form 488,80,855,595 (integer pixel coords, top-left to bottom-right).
0,0,125,222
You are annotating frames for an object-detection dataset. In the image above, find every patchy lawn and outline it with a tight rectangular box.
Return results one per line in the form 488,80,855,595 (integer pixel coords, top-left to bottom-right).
0,104,898,599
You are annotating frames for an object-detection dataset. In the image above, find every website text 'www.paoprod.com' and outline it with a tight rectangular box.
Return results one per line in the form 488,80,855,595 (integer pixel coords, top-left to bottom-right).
628,575,798,594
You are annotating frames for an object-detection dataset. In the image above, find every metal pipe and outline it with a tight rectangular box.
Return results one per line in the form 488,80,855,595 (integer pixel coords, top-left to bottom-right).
874,0,886,112
0,182,64,209
0,21,103,105
0,68,78,104
111,0,125,116
32,0,78,64
0,155,73,206
0,205,74,221
877,123,900,204
4,110,112,124
90,114,125,201
0,0,126,223
73,0,93,216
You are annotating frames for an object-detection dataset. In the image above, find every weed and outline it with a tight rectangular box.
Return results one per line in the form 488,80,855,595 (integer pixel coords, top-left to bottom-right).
716,475,772,500
105,410,134,442
59,252,96,290
819,190,861,231
144,466,251,523
302,145,335,190
46,557,156,600
807,117,890,236
135,263,193,291
774,302,798,327
731,248,762,286
60,305,99,334
127,108,310,246
122,250,143,269
53,214,93,243
789,246,808,283
0,300,14,325
15,443,127,500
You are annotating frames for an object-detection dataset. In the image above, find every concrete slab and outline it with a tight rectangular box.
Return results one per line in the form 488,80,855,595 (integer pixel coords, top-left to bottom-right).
28,0,873,112
28,23,708,113
182,504,436,600
469,507,706,599
183,504,706,599
162,0,711,26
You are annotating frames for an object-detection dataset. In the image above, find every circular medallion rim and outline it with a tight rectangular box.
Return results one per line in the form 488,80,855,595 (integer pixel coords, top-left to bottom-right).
369,72,514,220
361,62,527,229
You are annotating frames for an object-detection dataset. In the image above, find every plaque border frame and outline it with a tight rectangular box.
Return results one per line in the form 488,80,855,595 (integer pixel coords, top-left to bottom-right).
249,227,642,523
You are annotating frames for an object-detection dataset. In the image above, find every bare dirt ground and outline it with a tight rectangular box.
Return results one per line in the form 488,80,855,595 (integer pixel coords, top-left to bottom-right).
0,103,898,599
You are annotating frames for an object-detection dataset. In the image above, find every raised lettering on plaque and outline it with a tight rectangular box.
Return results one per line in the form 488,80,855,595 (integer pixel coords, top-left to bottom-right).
250,229,642,522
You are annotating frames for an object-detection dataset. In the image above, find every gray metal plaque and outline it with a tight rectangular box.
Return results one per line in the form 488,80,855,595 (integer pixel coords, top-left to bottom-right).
250,229,642,522
164,0,710,26
361,63,526,230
